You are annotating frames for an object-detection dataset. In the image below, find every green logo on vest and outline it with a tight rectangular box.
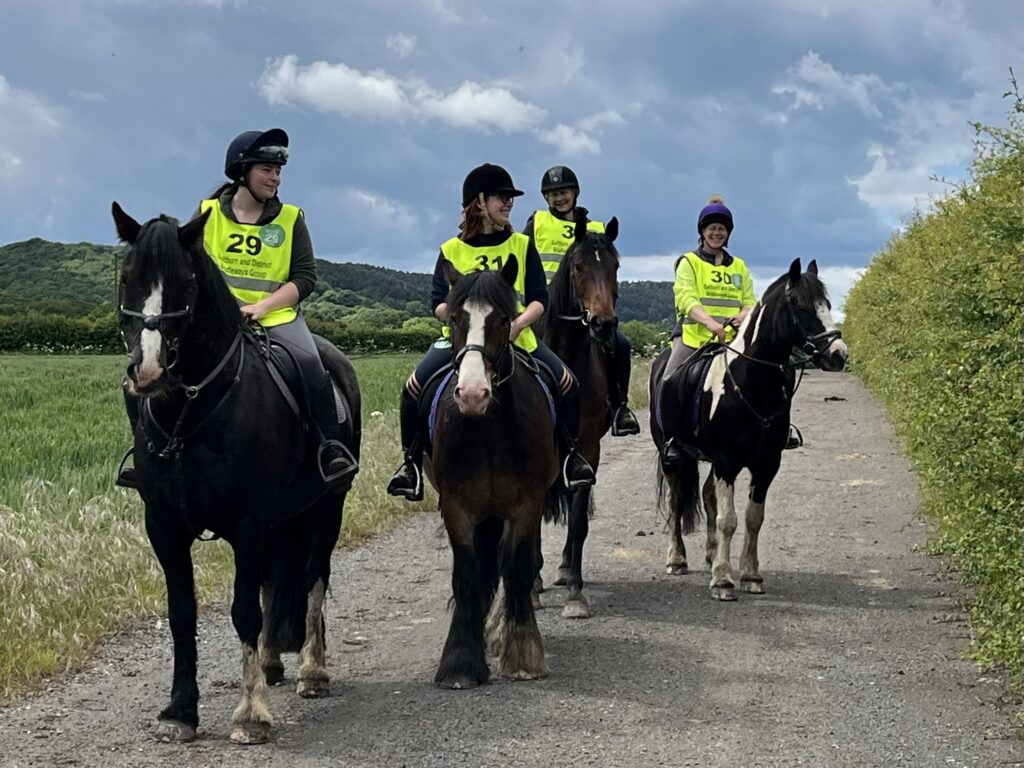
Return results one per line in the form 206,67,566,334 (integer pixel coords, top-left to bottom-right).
730,274,743,289
259,224,286,248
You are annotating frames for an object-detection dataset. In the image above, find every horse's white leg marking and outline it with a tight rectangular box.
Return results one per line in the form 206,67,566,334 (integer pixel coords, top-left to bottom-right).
296,579,329,698
485,579,507,658
137,281,164,386
710,476,737,600
739,494,766,594
703,472,718,568
665,489,687,574
257,628,284,685
230,642,272,744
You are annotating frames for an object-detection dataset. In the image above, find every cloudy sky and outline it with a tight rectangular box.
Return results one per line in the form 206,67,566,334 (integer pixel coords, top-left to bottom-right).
1,0,1018,316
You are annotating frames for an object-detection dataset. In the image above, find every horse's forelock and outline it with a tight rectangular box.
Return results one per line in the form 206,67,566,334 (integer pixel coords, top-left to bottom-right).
448,270,516,318
127,217,192,290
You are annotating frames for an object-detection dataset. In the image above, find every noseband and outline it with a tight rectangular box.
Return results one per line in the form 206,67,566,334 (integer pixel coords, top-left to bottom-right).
783,282,843,365
451,330,515,391
118,276,198,370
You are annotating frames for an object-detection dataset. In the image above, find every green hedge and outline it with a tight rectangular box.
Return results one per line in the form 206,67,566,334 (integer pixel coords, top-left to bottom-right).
0,312,438,355
843,94,1024,696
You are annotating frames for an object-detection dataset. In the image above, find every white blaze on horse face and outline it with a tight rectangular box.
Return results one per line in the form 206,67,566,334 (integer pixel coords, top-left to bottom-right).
815,299,849,359
455,299,491,414
137,281,164,387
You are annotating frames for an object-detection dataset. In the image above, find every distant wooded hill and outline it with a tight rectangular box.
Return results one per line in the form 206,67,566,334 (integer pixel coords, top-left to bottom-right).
0,238,675,326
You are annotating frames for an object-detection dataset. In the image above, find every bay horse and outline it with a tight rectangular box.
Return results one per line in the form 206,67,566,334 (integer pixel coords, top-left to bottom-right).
112,203,360,743
649,258,847,600
536,215,621,619
426,259,557,687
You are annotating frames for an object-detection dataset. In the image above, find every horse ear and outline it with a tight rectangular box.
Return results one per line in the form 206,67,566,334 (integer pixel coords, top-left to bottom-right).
111,202,141,244
604,216,618,243
500,255,519,287
574,215,588,243
807,259,818,275
443,259,461,288
178,208,211,249
788,258,802,286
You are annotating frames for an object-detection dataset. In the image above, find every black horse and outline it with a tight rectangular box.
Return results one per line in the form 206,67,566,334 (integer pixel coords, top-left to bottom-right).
426,260,557,688
112,203,360,743
536,216,622,619
650,258,847,600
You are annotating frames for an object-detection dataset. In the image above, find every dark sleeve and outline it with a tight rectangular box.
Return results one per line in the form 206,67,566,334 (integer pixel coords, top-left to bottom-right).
521,213,535,241
522,241,549,310
430,252,450,311
288,212,317,301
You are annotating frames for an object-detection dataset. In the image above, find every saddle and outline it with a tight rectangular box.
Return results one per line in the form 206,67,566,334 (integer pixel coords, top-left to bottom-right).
656,343,721,457
421,349,557,447
248,325,348,430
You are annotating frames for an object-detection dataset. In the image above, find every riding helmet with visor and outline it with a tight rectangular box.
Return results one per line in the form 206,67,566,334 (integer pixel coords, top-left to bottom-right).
462,163,524,207
540,165,580,194
224,128,289,181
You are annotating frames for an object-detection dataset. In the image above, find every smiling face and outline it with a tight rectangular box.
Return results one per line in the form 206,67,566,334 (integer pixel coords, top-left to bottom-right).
483,192,513,229
544,187,576,215
701,222,729,251
245,163,282,200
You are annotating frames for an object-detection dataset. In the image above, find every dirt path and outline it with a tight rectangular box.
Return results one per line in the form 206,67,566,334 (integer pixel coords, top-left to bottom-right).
1,371,1020,768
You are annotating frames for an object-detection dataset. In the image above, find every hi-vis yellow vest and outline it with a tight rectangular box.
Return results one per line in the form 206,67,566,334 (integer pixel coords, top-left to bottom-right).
532,210,605,283
200,199,300,327
439,233,537,352
674,251,750,348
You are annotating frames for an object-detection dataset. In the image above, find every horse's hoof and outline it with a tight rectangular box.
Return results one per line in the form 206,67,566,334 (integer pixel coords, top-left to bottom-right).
711,585,736,601
296,677,330,698
263,664,285,687
435,675,483,690
230,722,270,745
562,598,591,619
154,719,196,743
740,579,765,594
666,562,688,575
504,667,549,681
553,568,571,586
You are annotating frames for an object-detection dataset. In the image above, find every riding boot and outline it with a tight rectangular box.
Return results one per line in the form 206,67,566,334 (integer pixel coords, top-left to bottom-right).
607,356,640,438
115,392,141,489
309,371,359,491
386,387,424,501
556,386,596,490
658,373,687,473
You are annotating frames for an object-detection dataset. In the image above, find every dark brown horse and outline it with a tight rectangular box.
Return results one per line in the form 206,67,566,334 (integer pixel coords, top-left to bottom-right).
426,260,557,687
536,216,621,618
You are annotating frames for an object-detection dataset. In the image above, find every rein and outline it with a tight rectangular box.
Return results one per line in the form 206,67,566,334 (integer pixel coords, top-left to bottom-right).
453,339,516,390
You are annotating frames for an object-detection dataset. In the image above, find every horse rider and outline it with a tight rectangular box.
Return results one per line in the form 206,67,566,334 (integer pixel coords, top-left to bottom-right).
386,163,597,502
118,128,356,490
521,165,641,437
657,195,756,471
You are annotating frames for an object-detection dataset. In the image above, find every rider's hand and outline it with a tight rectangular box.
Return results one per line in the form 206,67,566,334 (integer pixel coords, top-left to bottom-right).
240,302,268,321
707,320,727,343
509,317,524,342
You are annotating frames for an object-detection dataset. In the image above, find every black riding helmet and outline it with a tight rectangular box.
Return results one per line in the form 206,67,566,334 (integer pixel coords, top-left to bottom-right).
224,128,289,181
462,163,524,207
541,165,579,194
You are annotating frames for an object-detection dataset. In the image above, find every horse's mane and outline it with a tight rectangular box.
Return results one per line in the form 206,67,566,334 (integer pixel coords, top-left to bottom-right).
763,269,830,307
131,215,242,336
447,269,517,318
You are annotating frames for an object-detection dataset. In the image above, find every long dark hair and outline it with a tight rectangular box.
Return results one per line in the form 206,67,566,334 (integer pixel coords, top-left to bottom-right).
458,195,513,242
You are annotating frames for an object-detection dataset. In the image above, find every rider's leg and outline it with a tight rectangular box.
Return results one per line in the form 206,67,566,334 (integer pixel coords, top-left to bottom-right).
386,341,452,501
532,341,596,489
658,337,698,472
608,329,640,436
269,317,357,490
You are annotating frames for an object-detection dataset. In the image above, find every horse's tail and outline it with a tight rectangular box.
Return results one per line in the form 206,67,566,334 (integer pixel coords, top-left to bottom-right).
544,483,569,524
656,456,702,535
261,515,318,653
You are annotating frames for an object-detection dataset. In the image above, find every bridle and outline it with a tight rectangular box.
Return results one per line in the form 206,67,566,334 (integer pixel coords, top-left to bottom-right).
118,275,198,371
451,320,516,391
554,241,620,342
